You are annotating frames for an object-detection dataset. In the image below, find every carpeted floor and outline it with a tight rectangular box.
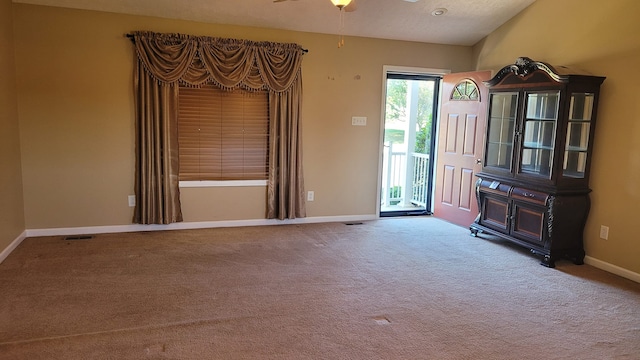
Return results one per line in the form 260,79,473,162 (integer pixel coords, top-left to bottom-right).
0,217,638,359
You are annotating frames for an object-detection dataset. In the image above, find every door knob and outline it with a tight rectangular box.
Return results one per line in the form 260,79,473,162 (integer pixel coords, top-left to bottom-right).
476,159,482,165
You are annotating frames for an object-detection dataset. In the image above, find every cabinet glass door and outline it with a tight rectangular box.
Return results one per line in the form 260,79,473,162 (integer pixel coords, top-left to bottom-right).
520,91,559,178
563,93,594,178
485,92,518,170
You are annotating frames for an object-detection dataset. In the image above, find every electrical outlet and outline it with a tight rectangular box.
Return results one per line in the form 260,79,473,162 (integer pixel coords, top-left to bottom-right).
599,225,609,240
128,195,136,207
307,191,315,201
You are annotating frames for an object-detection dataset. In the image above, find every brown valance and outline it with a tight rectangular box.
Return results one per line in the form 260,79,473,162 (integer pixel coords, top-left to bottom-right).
131,31,304,91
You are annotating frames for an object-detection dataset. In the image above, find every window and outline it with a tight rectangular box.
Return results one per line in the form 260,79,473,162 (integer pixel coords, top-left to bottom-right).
178,85,269,182
451,79,479,101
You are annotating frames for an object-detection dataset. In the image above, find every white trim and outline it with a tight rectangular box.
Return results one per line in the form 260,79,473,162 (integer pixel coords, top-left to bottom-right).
23,214,378,238
180,180,267,188
584,256,640,284
382,65,451,77
0,231,27,264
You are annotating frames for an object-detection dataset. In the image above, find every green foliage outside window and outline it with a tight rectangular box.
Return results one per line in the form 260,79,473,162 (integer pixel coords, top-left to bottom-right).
385,79,434,154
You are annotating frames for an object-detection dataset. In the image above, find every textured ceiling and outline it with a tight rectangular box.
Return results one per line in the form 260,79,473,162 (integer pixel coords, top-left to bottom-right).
13,0,536,46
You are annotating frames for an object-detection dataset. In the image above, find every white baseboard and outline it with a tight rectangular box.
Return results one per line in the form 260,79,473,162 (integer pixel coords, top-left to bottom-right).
0,230,27,264
584,256,640,284
24,214,378,238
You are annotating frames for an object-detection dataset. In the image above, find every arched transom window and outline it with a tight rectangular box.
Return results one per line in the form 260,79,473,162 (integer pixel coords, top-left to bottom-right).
451,79,480,101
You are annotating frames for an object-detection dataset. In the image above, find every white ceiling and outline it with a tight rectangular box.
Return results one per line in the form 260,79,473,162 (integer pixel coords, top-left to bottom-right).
13,0,536,46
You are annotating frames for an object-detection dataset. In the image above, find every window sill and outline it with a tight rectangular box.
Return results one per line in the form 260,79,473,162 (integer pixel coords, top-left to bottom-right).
179,180,268,188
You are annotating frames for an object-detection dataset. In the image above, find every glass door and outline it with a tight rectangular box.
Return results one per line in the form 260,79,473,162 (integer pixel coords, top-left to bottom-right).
563,93,594,178
380,73,440,216
519,91,560,178
485,92,518,171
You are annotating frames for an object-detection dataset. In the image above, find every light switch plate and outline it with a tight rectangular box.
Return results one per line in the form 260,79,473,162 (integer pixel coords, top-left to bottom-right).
352,116,367,126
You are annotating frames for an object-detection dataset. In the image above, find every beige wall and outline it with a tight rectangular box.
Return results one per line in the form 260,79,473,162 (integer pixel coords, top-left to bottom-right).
473,0,640,274
12,4,472,229
0,0,25,250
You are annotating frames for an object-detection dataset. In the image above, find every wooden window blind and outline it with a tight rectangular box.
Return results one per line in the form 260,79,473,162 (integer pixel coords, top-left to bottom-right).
178,85,269,181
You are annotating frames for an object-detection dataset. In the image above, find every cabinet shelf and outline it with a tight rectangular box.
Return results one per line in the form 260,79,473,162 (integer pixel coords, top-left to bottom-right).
523,142,554,150
488,141,513,146
563,170,585,178
565,146,588,152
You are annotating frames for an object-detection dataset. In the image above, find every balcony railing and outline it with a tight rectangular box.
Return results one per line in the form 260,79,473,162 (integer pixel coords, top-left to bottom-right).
411,153,429,207
382,145,430,209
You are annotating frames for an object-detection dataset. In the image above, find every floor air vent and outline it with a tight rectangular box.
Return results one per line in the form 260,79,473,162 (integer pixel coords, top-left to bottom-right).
344,222,364,226
64,235,94,241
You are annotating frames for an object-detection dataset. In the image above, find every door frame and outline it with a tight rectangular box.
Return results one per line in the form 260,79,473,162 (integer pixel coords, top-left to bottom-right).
377,65,451,218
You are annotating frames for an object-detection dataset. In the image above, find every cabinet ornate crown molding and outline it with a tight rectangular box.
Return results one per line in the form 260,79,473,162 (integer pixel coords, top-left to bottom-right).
485,57,569,87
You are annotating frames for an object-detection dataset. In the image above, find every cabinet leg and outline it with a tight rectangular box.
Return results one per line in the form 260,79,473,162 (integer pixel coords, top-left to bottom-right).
540,255,556,268
568,249,585,265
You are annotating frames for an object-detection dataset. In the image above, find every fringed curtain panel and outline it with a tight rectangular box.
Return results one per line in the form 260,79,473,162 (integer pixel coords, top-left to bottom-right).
131,31,306,224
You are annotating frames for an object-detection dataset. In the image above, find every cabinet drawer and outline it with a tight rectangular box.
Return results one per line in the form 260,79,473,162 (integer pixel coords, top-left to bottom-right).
511,187,548,205
478,180,512,196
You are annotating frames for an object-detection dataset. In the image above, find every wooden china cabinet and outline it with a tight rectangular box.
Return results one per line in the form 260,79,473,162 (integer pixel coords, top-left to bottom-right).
470,57,605,268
